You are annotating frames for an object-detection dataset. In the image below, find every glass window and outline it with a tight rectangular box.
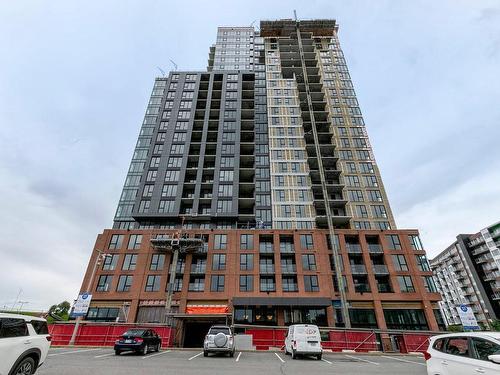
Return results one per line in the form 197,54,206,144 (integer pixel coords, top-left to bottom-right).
145,275,161,292
240,275,254,292
304,275,319,292
302,254,317,271
240,234,254,250
122,254,137,270
212,254,226,271
397,276,415,293
409,235,424,250
300,234,314,249
0,318,29,338
415,255,431,271
422,276,438,293
128,235,142,250
383,309,428,330
214,234,227,250
117,275,133,292
102,255,119,270
349,309,378,329
260,276,276,292
471,338,500,361
210,275,225,292
445,337,470,357
150,254,165,271
96,275,112,292
109,234,124,250
391,255,408,271
386,235,401,250
240,254,254,271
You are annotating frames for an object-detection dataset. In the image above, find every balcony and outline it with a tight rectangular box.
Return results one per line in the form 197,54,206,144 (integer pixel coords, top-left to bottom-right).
350,264,367,274
281,265,297,274
188,283,204,292
492,293,500,300
190,264,206,274
260,265,275,274
354,284,370,293
373,265,389,275
368,244,383,254
346,244,362,254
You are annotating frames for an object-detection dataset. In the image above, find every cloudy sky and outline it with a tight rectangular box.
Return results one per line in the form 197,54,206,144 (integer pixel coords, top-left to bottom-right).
1,0,499,311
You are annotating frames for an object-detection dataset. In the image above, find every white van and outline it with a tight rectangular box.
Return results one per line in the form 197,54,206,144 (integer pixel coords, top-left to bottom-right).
284,324,322,360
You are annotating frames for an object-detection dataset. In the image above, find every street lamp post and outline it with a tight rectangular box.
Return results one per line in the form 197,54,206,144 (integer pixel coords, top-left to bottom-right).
69,249,110,346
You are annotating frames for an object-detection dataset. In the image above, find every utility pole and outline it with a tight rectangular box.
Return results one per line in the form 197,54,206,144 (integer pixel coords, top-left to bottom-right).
69,249,110,345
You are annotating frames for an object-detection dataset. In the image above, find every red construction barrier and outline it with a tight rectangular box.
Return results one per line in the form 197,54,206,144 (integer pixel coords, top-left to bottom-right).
245,328,287,350
326,330,377,352
402,333,431,353
49,323,175,348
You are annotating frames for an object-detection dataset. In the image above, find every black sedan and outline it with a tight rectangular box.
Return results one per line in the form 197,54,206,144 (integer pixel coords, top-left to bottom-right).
114,329,161,355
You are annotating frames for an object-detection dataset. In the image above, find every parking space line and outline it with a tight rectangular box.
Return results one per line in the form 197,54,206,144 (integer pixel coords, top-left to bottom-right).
344,354,379,365
188,352,203,361
142,350,171,360
321,358,333,364
48,348,101,357
236,352,242,362
274,353,285,363
381,355,426,366
94,352,115,358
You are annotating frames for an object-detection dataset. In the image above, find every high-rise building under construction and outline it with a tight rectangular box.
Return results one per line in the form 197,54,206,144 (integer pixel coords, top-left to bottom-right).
79,19,443,347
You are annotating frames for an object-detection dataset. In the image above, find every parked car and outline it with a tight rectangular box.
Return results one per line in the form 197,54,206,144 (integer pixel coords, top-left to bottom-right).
425,332,500,375
114,329,161,355
0,312,51,375
284,324,322,360
203,325,235,357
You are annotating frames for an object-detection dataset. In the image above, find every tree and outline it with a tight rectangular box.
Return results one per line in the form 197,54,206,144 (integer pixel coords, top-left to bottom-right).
47,301,71,323
491,320,500,331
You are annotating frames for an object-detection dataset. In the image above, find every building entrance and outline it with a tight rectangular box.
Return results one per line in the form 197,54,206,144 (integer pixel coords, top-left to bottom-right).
183,322,213,348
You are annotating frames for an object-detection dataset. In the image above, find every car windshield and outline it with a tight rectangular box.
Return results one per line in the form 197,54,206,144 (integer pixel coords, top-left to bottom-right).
122,329,145,337
209,327,230,335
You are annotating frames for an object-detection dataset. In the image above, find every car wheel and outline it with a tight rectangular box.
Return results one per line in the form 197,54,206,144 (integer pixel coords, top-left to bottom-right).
229,351,234,357
291,349,297,360
203,351,208,357
155,343,160,352
13,357,35,375
141,345,148,355
317,354,322,360
284,346,289,355
114,350,121,356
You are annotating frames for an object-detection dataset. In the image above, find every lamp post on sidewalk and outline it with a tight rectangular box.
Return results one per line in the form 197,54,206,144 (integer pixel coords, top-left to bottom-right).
69,249,111,346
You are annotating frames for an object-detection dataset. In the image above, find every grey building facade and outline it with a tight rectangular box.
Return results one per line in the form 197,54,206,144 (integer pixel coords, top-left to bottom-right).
113,19,396,232
431,220,500,327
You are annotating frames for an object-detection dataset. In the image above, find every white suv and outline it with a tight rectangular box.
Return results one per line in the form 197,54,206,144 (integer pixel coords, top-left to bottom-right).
203,325,235,357
0,313,51,375
425,332,500,375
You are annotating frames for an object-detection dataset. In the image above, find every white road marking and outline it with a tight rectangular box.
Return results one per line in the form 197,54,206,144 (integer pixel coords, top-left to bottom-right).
48,348,101,357
236,352,242,362
94,352,115,358
381,355,426,366
344,354,379,365
188,352,203,361
142,350,171,360
321,358,333,364
274,353,285,363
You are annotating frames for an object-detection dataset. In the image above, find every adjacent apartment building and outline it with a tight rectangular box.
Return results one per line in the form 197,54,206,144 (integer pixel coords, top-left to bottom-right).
79,18,443,346
430,221,500,328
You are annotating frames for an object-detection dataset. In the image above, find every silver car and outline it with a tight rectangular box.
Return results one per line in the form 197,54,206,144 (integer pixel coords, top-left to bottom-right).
203,325,235,357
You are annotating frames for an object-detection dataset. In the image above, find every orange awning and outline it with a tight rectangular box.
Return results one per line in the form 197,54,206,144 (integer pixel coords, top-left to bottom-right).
185,305,229,314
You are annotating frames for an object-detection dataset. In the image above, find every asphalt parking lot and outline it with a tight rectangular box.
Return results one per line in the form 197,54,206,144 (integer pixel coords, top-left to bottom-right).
38,347,428,375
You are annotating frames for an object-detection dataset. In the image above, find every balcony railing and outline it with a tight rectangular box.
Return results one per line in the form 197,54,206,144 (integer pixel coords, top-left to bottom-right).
190,265,206,274
281,265,297,273
188,283,204,292
368,244,383,253
350,264,367,274
346,244,362,254
260,265,275,274
373,265,389,274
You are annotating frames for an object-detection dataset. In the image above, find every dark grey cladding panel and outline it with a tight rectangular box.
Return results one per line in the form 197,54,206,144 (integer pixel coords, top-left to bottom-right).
232,297,331,307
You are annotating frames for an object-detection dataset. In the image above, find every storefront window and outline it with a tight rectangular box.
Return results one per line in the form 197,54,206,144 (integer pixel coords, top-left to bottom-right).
349,309,378,329
383,309,428,330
